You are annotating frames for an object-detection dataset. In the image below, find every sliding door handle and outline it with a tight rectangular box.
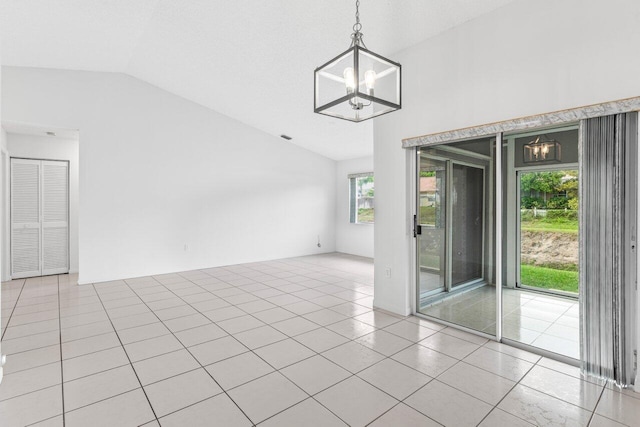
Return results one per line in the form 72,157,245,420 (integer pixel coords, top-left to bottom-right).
413,215,422,237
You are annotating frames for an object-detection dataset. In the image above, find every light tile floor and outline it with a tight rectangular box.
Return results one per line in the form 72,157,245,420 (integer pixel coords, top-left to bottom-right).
420,285,580,359
0,253,637,426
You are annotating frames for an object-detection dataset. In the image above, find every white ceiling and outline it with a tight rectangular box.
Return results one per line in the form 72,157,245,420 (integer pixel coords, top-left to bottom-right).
0,0,516,160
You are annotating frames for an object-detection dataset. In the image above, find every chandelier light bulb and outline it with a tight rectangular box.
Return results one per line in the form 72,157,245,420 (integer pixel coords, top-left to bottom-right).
541,143,550,158
364,70,377,93
343,67,356,93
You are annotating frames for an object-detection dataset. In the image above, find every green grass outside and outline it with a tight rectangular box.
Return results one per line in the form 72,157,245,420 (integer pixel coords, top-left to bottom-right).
520,264,578,293
357,208,374,223
521,218,578,234
419,206,436,224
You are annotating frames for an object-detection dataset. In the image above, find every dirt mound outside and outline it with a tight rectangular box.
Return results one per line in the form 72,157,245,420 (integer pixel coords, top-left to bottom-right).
521,230,578,269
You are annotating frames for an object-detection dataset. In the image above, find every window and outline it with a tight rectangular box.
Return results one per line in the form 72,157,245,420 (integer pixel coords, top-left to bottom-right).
349,173,374,224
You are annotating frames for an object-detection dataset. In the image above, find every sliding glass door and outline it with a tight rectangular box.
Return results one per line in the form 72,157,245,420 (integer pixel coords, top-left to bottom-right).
415,125,584,359
416,137,496,336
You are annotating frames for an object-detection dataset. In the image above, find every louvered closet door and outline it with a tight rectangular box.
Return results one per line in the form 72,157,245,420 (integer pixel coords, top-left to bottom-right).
11,159,42,278
41,161,69,275
11,159,69,278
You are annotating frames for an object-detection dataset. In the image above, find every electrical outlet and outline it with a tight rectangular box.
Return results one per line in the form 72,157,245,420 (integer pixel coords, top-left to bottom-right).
385,268,391,278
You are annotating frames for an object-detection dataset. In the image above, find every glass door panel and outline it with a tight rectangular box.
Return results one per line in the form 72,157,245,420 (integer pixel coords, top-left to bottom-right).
418,157,446,297
451,163,484,287
416,137,496,337
503,127,580,360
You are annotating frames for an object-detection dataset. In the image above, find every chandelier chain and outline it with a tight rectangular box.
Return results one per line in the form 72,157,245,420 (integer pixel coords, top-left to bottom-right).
351,0,367,48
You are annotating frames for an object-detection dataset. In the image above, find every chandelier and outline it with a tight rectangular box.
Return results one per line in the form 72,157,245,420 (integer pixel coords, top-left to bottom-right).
314,0,401,122
523,135,562,163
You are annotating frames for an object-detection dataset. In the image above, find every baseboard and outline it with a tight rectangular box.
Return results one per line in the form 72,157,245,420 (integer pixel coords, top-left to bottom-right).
372,299,411,317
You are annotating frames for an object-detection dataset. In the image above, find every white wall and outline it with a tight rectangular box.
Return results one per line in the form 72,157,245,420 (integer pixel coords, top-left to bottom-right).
2,67,336,284
6,133,80,274
0,48,4,382
335,156,374,258
373,0,640,315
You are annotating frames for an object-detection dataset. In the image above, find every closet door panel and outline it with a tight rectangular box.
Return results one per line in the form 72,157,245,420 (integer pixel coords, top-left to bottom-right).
42,161,69,275
11,159,42,278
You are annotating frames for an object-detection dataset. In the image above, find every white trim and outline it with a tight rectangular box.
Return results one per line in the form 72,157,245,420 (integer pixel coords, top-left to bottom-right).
636,114,640,390
495,133,503,342
514,162,579,172
1,147,10,281
347,171,374,179
408,148,417,315
505,137,517,288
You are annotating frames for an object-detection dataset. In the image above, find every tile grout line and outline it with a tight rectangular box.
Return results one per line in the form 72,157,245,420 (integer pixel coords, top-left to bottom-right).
188,282,424,423
150,274,346,425
9,269,362,423
585,385,609,426
143,271,368,425
6,257,604,427
90,283,160,425
139,270,474,425
472,348,550,427
117,277,256,426
388,342,536,427
14,273,473,412
57,275,66,427
156,268,465,423
0,278,27,341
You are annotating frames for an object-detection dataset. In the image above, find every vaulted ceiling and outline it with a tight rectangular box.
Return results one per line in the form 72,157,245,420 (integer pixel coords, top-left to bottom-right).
0,0,516,160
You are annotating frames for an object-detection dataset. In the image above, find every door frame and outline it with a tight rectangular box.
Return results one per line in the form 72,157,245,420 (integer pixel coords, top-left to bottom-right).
1,147,10,282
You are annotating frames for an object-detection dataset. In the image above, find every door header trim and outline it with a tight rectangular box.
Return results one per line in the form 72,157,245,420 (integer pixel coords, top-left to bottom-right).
402,96,640,148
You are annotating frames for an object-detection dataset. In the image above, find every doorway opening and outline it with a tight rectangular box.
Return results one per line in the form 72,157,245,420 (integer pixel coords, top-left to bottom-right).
1,122,79,282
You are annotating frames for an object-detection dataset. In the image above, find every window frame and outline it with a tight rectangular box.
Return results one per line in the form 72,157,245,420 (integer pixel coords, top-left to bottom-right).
348,172,375,224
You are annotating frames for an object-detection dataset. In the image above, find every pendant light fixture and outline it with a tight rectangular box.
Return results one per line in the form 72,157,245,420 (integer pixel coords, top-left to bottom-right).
523,135,562,163
314,0,401,122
